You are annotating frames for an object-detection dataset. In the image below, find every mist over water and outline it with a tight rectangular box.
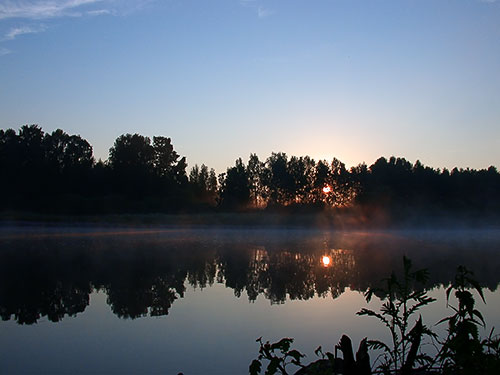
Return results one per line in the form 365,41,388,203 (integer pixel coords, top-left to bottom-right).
1,226,499,374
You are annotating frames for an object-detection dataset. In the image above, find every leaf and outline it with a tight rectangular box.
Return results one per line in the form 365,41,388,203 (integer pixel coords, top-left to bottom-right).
456,290,475,311
364,289,374,303
415,353,433,365
249,359,262,375
314,346,322,357
466,276,486,304
421,325,438,340
262,342,271,356
367,339,392,353
357,308,391,328
445,285,453,306
271,338,293,352
265,357,280,375
473,309,486,327
287,350,304,363
407,297,437,317
326,352,335,363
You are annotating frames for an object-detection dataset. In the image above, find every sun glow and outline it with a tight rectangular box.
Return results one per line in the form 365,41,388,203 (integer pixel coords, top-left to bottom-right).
322,256,331,267
322,185,332,194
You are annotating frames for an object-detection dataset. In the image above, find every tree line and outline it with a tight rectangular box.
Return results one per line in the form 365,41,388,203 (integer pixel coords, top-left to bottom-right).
1,124,499,218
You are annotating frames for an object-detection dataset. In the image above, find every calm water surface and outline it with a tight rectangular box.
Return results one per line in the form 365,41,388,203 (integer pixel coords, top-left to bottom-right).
1,226,500,374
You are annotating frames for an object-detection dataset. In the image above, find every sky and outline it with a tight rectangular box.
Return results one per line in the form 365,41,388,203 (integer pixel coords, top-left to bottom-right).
1,0,499,173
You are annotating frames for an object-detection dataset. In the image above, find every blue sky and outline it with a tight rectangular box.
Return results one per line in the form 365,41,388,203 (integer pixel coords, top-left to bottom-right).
1,0,499,173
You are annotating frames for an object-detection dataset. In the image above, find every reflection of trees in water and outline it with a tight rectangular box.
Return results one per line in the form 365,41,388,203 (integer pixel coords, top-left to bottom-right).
1,231,499,324
188,255,217,290
106,273,186,319
234,249,356,304
0,280,90,325
316,249,356,299
0,245,91,325
265,251,316,303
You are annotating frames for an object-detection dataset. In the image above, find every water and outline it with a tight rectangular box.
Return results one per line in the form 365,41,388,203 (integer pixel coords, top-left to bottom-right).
1,226,500,374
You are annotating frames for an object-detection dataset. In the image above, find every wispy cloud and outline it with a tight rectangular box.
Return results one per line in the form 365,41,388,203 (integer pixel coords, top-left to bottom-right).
240,1,274,19
0,0,105,20
257,6,273,19
0,1,154,55
0,0,156,20
3,24,46,40
0,47,11,55
86,8,112,16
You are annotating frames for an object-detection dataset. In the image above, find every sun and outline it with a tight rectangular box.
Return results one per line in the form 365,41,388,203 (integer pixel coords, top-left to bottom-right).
322,185,332,194
322,255,331,267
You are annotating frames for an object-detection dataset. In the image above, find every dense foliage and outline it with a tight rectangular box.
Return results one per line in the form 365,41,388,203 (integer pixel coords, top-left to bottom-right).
1,125,499,218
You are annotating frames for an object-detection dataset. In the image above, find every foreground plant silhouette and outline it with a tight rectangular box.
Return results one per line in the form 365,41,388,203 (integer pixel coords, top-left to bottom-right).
435,266,500,375
249,258,500,375
249,335,370,375
357,256,436,374
249,338,305,375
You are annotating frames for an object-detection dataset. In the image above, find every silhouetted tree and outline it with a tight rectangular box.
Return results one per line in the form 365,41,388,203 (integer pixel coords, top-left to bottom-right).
44,129,93,173
107,133,155,197
109,133,154,173
265,152,295,206
329,157,357,207
0,128,21,197
106,132,188,209
219,158,250,209
247,153,266,207
2,124,500,218
288,156,313,205
312,160,330,204
43,129,94,195
189,164,218,205
153,136,179,177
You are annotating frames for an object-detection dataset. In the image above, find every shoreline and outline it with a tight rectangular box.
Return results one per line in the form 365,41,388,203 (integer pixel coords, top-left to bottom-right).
1,210,500,231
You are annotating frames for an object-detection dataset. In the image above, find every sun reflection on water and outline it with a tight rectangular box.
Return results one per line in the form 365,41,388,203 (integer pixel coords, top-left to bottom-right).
322,255,331,267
